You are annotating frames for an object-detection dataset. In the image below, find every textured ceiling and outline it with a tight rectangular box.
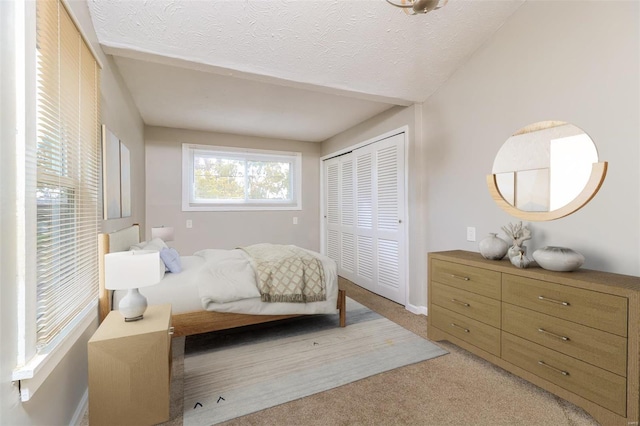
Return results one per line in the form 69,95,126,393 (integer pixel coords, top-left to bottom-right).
88,0,525,142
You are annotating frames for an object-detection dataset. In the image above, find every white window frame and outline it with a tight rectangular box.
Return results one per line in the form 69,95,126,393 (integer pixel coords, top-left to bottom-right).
182,143,302,211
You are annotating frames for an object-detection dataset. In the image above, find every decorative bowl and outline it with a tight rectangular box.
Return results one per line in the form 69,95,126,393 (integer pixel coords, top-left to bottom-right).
532,246,585,272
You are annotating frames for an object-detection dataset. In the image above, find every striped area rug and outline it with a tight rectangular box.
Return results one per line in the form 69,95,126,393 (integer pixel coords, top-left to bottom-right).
183,298,448,425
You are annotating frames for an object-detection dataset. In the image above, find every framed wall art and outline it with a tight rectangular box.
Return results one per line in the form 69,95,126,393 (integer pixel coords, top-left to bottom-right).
102,125,132,219
120,142,131,218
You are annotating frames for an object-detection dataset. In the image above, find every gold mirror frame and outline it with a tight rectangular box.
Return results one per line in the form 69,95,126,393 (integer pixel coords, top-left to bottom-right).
487,161,607,221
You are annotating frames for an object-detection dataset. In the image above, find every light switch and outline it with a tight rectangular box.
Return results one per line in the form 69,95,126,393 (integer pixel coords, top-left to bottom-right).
293,217,298,225
466,226,476,242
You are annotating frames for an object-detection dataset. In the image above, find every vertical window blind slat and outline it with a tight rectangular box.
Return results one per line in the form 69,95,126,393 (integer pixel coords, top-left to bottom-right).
35,0,100,351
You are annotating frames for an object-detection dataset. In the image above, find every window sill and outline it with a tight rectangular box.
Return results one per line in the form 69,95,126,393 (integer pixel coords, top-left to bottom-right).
12,300,98,401
182,204,302,212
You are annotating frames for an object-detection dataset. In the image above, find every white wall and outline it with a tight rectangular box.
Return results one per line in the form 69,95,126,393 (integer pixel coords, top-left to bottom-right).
321,105,427,310
145,126,322,254
1,0,145,424
422,1,639,277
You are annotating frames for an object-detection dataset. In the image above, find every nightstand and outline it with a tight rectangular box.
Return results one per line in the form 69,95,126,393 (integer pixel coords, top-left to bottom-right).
88,304,172,426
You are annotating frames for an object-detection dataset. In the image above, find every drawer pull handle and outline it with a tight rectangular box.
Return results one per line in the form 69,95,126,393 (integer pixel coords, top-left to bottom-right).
538,360,570,376
450,323,470,333
538,296,570,306
451,298,470,307
169,326,175,335
537,328,570,341
451,274,470,281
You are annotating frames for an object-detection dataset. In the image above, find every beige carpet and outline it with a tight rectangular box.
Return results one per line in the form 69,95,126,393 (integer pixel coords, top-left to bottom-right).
84,277,600,425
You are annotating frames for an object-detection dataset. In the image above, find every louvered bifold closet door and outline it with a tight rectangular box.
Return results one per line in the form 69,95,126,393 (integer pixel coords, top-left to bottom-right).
372,134,405,303
354,147,375,292
339,156,357,282
352,133,405,303
323,133,405,304
325,158,341,267
323,154,358,283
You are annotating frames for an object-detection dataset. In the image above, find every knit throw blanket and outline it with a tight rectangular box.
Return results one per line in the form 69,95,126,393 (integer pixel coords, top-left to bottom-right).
240,244,326,303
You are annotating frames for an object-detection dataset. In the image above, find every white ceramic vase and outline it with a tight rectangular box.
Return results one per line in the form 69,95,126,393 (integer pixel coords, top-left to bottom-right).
509,251,531,269
508,244,526,259
532,246,585,272
478,233,508,260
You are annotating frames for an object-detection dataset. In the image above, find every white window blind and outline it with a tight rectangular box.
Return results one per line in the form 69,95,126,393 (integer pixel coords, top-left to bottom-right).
34,0,100,349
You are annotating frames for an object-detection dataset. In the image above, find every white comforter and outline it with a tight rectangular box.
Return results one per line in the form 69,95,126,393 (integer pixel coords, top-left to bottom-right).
196,247,339,315
116,247,338,316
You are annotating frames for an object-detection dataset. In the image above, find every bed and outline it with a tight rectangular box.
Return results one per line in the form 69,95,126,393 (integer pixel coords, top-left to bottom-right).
98,224,346,336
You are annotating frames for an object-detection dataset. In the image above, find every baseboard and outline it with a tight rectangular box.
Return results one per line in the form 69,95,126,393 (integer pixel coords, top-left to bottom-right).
70,387,88,426
405,303,427,316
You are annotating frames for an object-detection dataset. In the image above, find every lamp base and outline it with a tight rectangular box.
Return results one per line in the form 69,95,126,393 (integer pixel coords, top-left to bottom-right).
118,288,148,322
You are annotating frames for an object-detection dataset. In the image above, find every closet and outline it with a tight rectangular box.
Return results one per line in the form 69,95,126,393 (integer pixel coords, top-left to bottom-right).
323,132,406,304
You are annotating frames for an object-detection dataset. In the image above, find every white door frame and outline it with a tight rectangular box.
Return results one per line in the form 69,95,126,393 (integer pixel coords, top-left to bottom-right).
320,126,410,306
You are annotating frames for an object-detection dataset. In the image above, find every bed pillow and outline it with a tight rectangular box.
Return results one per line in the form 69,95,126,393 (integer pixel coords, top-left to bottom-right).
129,237,168,252
130,238,171,271
160,247,182,273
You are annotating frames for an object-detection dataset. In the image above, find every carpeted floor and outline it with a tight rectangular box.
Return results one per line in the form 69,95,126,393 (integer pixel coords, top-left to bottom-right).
83,277,601,425
181,298,447,425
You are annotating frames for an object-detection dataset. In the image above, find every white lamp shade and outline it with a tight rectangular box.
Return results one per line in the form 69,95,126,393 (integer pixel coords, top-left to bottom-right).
104,250,164,290
151,226,174,242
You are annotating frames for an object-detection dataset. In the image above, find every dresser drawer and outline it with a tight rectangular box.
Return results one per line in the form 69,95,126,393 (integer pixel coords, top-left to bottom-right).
502,274,628,337
431,259,501,299
502,303,627,376
430,305,500,356
502,332,626,416
432,282,501,328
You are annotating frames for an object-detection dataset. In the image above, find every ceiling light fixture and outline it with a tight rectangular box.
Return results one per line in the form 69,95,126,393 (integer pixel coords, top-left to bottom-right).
386,0,448,15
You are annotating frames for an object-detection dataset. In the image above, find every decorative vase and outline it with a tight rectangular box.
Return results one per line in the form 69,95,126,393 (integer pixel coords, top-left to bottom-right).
508,244,526,259
478,233,508,260
532,246,585,272
509,251,531,269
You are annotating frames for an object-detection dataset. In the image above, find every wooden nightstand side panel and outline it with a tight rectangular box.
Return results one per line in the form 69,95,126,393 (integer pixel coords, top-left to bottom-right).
88,305,171,426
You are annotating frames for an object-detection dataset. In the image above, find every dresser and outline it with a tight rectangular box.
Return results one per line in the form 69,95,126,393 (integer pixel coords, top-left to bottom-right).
427,250,640,426
88,304,173,426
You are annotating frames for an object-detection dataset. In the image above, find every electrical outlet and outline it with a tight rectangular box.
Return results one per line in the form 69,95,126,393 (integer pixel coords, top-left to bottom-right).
186,219,193,229
466,226,476,242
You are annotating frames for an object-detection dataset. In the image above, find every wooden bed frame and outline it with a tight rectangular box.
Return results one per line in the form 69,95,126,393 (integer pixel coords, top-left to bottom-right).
98,225,347,337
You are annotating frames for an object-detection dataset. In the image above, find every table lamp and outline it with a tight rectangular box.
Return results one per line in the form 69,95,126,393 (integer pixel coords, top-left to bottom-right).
104,250,164,321
151,226,174,242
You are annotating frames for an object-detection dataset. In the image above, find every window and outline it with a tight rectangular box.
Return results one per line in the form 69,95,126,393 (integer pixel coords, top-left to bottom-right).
35,0,100,349
12,0,101,401
182,144,302,211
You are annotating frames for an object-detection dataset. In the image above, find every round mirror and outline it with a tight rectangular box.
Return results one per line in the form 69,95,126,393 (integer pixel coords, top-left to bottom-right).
487,120,607,221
